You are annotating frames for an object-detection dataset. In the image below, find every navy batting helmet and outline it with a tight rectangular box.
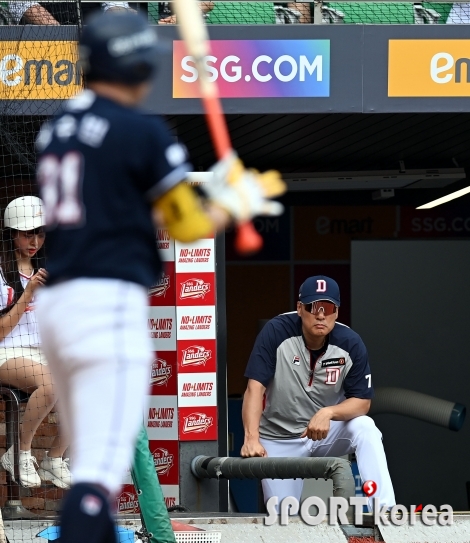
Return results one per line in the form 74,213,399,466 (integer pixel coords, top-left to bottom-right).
79,11,162,85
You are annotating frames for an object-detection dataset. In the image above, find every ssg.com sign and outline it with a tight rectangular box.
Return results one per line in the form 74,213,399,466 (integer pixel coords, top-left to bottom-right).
173,40,330,98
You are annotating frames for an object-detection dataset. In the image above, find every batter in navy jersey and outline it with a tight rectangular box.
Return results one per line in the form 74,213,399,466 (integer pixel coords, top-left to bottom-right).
38,92,189,288
35,11,285,543
242,275,395,512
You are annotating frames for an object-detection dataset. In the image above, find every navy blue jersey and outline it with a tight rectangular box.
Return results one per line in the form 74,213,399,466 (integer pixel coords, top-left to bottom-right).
36,90,190,287
244,311,374,439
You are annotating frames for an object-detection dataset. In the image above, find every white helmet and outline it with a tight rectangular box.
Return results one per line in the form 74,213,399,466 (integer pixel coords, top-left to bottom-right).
4,196,45,231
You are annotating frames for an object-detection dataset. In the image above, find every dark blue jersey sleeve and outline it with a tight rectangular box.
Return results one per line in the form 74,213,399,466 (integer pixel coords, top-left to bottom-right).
343,339,374,399
244,321,279,387
140,116,191,200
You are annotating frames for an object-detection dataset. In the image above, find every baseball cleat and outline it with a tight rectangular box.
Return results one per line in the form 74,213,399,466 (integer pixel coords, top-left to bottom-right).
38,451,72,489
1,446,41,488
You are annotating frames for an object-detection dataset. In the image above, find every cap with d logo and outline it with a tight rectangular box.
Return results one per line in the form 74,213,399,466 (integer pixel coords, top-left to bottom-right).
298,275,340,306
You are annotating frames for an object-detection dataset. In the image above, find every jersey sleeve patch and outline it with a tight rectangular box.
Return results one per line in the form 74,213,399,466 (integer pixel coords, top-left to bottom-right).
165,143,187,168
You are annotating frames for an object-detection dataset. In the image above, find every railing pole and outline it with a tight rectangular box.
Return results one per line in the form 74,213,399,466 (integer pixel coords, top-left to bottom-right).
313,0,323,24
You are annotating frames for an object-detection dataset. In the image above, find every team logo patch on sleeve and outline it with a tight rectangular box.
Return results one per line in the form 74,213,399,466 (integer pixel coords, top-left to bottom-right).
321,358,346,368
165,143,186,166
292,355,300,366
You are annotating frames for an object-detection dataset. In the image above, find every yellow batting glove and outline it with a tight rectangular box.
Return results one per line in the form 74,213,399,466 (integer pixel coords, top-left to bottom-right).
204,151,287,222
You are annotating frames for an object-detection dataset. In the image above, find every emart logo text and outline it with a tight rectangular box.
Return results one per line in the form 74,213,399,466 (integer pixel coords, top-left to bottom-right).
0,55,81,87
0,41,81,99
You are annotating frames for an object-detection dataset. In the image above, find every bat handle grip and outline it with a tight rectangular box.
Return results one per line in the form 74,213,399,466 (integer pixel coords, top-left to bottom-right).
235,221,263,255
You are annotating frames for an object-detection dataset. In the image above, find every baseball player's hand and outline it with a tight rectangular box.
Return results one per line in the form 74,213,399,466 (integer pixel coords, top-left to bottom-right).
240,438,267,458
204,151,286,222
25,268,48,293
301,408,333,441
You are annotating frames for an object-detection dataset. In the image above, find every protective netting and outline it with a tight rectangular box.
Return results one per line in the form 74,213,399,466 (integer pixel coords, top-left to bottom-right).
1,1,465,26
0,0,468,539
147,1,470,24
0,0,82,532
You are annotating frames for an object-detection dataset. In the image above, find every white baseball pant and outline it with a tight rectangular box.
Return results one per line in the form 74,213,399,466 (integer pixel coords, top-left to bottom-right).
37,278,152,496
260,415,395,512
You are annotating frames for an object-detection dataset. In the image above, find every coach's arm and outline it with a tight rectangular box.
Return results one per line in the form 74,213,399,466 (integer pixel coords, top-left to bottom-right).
301,397,371,441
240,379,267,457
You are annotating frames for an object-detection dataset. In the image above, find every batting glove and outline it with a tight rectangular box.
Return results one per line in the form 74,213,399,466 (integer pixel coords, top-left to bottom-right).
204,152,286,222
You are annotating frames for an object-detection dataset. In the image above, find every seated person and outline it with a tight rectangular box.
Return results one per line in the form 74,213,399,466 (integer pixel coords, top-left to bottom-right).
0,196,70,489
7,1,134,25
148,1,213,24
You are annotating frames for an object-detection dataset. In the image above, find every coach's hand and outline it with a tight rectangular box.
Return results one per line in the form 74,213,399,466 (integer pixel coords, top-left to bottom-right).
241,438,267,458
205,151,286,222
301,408,333,441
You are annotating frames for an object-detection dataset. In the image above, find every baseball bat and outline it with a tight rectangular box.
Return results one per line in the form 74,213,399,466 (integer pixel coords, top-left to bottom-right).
172,0,263,255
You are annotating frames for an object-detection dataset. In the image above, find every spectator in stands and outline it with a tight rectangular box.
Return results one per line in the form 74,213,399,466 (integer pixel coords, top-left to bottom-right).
149,1,214,24
288,2,310,22
447,3,470,23
276,2,311,23
7,1,135,25
0,196,71,490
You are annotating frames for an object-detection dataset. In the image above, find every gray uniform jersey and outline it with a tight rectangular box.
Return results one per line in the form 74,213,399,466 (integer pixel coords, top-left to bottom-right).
244,312,374,440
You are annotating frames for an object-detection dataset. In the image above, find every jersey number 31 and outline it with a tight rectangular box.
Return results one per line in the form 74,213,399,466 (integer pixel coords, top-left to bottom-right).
37,152,84,227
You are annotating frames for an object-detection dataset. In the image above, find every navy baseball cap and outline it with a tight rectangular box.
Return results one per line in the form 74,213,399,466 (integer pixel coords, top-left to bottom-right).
298,276,341,307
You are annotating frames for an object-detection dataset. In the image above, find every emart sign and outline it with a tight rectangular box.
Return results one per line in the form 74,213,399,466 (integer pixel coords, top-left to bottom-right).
0,41,81,99
388,39,470,97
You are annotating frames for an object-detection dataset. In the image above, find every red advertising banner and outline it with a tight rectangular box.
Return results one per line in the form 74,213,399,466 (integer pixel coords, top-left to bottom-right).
149,351,177,396
149,262,176,306
156,228,175,260
176,272,215,306
115,484,140,515
178,406,218,441
148,439,179,486
177,339,217,374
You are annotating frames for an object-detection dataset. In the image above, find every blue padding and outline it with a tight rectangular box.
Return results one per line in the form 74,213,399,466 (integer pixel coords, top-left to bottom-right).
449,403,466,431
36,525,135,541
